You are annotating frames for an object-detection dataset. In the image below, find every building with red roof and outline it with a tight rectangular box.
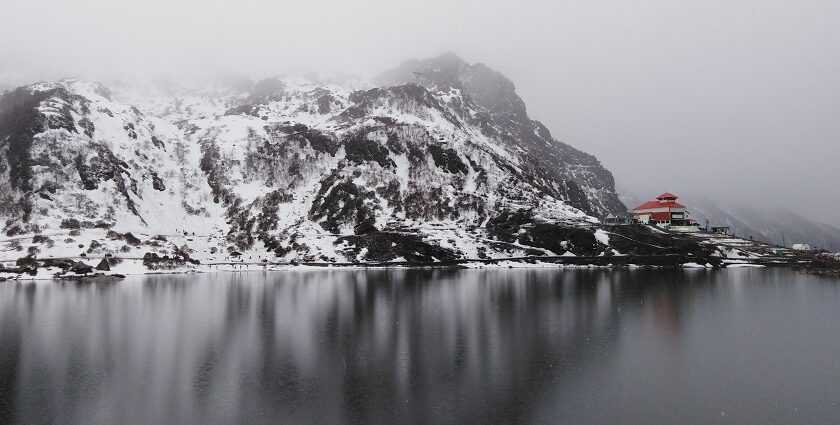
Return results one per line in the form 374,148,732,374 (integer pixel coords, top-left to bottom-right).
631,193,696,227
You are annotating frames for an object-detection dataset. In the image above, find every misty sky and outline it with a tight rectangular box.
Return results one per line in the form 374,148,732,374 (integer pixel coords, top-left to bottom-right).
2,0,839,224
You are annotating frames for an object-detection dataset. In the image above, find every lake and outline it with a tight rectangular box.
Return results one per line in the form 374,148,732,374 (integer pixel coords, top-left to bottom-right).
1,268,839,424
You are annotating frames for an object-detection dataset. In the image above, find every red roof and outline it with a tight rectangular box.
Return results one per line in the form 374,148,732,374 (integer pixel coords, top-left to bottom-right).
633,200,685,211
656,192,678,200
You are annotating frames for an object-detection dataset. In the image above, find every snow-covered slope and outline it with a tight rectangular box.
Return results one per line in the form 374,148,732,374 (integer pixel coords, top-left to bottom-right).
1,54,627,266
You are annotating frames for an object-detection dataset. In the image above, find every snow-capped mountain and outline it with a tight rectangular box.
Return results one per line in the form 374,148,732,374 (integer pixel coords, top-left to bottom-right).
0,53,626,264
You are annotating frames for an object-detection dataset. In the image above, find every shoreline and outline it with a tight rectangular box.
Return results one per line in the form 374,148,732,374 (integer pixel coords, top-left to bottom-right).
0,256,774,282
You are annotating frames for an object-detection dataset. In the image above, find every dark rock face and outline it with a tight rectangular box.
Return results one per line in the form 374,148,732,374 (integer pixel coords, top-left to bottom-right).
142,252,198,270
70,261,93,274
336,232,459,263
199,140,232,204
606,225,716,258
151,173,165,191
309,175,377,234
0,85,97,223
487,210,603,256
75,153,114,190
281,124,340,155
341,84,459,125
344,135,395,168
1,88,60,192
151,136,165,149
428,145,467,174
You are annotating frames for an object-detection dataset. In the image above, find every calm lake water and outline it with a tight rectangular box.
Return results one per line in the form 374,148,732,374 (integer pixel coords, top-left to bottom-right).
1,268,839,424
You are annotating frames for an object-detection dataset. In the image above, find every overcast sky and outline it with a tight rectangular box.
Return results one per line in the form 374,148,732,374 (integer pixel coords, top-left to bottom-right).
2,0,839,224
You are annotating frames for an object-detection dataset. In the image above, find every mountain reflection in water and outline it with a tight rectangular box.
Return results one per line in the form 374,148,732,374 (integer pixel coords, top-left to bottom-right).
1,268,839,424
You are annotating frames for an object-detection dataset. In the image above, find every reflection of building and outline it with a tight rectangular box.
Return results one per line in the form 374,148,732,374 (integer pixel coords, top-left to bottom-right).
632,193,696,228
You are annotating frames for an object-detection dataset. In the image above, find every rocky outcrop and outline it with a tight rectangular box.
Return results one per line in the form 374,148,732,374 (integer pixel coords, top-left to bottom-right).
376,53,625,215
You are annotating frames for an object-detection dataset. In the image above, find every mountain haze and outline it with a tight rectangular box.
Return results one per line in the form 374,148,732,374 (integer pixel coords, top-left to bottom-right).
621,191,840,251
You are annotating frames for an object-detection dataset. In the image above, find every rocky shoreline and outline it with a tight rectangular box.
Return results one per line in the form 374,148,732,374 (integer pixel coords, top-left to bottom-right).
0,253,751,282
793,254,840,278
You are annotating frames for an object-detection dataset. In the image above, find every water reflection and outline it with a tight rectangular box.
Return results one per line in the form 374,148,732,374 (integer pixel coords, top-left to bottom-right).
0,269,838,424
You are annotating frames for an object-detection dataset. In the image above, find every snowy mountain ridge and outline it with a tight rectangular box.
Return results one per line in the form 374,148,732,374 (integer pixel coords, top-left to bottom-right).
0,54,627,265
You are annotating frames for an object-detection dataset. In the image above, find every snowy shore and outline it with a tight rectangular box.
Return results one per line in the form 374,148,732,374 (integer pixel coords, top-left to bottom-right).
1,255,764,282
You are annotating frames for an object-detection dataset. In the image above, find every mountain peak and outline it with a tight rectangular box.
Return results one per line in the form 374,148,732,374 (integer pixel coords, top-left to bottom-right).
377,53,522,115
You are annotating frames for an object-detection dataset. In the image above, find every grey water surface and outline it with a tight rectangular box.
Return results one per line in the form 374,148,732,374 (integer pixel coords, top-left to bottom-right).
1,268,839,424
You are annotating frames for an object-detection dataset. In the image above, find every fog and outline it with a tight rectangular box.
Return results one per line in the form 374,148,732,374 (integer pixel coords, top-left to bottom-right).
2,0,838,224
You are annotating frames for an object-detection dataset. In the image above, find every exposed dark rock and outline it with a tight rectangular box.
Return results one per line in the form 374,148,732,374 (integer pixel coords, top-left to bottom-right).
87,239,103,253
96,258,110,271
403,188,456,221
795,254,840,278
42,258,74,269
70,261,93,274
32,234,54,247
60,218,81,229
344,135,395,168
521,224,601,256
606,225,718,258
0,86,79,221
250,189,293,252
224,103,262,117
427,144,468,174
151,136,165,149
151,172,165,191
123,122,137,139
309,175,377,233
123,232,141,246
563,180,593,216
312,89,336,114
16,256,38,269
487,210,601,256
263,123,339,155
75,153,114,190
342,84,461,127
142,252,198,270
78,117,95,138
336,232,460,263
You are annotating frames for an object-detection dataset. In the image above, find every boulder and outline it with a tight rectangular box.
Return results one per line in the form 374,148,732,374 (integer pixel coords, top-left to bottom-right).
70,261,93,274
96,258,110,271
